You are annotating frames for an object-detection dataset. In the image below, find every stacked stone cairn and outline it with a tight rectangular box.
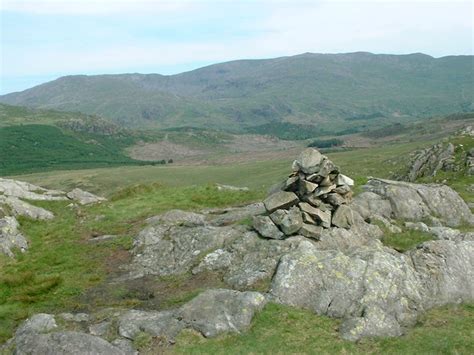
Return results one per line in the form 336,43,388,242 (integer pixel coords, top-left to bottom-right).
253,148,355,240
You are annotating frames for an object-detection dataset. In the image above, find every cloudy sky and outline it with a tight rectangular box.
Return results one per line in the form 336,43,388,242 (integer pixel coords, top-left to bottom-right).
1,0,472,94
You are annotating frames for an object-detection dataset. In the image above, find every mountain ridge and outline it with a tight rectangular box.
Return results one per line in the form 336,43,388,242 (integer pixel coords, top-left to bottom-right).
1,52,473,131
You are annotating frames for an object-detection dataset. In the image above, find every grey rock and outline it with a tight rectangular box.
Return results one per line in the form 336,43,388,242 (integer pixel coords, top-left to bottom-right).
299,203,331,228
58,313,89,322
216,183,249,191
351,191,393,220
0,196,54,220
126,223,242,278
0,216,28,257
326,193,347,206
111,339,137,355
318,158,338,177
284,176,299,191
293,148,323,174
299,223,323,239
406,142,455,181
118,309,183,341
331,205,354,229
0,178,67,201
404,222,430,233
194,231,302,289
88,321,111,337
14,331,126,355
270,206,303,235
206,203,265,226
177,289,267,338
364,178,474,227
370,215,402,233
314,184,336,197
253,216,284,240
263,191,299,213
15,314,57,337
336,174,354,187
427,227,474,242
146,209,206,227
66,188,106,205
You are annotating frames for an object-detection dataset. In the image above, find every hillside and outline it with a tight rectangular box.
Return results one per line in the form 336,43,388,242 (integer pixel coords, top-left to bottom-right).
1,52,472,131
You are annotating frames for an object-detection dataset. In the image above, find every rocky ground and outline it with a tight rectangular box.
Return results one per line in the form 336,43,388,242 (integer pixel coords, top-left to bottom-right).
1,148,474,354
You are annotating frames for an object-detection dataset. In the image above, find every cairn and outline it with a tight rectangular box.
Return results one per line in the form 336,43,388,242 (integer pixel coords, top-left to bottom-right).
253,148,354,240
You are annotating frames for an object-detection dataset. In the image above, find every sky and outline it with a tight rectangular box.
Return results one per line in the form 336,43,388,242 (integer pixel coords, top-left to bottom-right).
0,0,472,94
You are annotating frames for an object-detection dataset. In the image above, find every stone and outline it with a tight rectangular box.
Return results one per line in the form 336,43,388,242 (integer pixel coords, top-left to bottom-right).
0,178,67,201
270,207,303,235
66,188,106,205
59,313,89,322
333,185,351,194
336,174,355,187
405,142,456,181
88,322,111,337
427,227,474,241
284,176,299,191
126,223,242,279
15,314,57,337
216,183,249,191
300,180,318,194
293,148,323,174
364,178,474,227
299,223,323,239
14,331,126,355
0,196,54,220
299,202,331,228
351,191,393,220
253,216,284,240
314,184,336,197
263,191,299,213
326,193,346,206
206,203,266,226
146,209,206,227
331,205,354,229
177,289,267,338
318,158,338,177
404,222,430,233
0,216,28,257
118,309,183,341
302,211,316,224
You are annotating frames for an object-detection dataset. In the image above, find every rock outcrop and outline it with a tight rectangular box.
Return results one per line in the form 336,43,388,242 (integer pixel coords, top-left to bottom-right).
0,178,107,257
355,178,474,227
253,148,355,240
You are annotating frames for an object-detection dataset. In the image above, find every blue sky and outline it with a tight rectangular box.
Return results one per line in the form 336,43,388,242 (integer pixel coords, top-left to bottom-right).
1,0,472,94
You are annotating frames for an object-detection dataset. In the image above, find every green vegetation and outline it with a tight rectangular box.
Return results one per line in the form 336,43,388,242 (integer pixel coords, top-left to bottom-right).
0,124,158,175
381,229,434,252
1,53,471,131
308,138,344,148
245,122,327,140
174,302,474,354
0,185,263,343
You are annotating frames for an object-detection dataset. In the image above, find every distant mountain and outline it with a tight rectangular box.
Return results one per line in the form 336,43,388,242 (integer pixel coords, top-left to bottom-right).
1,52,473,132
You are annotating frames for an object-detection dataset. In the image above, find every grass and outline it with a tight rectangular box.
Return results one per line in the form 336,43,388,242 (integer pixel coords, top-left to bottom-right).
381,229,434,252
0,185,263,343
173,302,474,354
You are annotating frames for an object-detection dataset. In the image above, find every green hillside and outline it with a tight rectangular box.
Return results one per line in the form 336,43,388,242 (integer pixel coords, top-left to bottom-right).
1,52,472,132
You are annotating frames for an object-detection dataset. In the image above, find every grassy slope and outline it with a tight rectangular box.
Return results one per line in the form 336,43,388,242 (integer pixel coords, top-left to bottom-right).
1,137,473,350
1,53,472,131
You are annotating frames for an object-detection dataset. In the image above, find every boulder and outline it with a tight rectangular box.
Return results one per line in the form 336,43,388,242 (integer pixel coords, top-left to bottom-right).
177,289,267,338
126,222,242,278
0,216,28,257
146,209,206,227
298,223,323,239
293,148,323,174
118,310,183,341
14,331,126,355
270,206,303,235
253,216,284,240
0,178,67,201
0,196,54,220
364,178,474,227
263,191,299,213
66,188,106,205
331,205,354,229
